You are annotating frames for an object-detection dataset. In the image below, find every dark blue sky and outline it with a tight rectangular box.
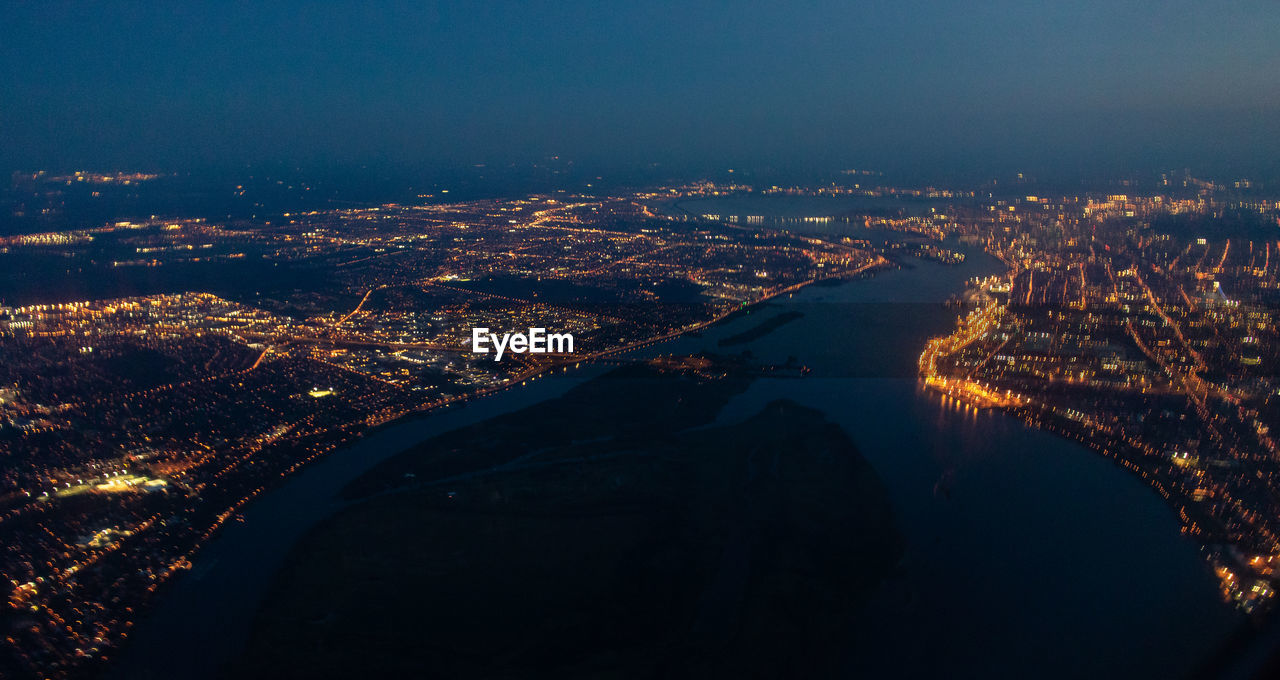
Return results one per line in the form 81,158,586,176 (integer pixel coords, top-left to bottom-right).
3,1,1278,180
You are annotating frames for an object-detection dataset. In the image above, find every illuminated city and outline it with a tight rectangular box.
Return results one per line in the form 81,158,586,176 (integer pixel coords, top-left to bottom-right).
3,2,1280,679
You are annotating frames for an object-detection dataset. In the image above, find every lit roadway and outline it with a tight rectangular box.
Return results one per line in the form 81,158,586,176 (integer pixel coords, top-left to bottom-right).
332,284,385,328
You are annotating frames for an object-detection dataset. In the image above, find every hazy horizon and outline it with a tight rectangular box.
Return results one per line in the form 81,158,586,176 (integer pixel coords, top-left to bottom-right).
3,2,1279,182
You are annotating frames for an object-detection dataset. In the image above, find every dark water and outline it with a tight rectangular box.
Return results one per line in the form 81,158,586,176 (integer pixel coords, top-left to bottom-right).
658,248,1238,679
113,224,1237,679
0,251,327,307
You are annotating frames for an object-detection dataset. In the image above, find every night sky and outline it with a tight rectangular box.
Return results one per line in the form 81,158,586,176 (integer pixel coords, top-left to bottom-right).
3,1,1279,180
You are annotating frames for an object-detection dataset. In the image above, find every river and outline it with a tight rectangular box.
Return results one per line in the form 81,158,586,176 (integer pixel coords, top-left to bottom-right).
661,250,1239,679
113,201,1239,679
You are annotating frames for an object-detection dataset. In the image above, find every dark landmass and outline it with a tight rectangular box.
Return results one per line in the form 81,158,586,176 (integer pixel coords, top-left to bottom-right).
339,356,758,500
717,311,805,347
233,358,901,679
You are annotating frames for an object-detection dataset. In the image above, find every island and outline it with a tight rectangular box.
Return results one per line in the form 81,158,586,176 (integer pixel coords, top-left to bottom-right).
232,356,902,678
717,310,805,347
